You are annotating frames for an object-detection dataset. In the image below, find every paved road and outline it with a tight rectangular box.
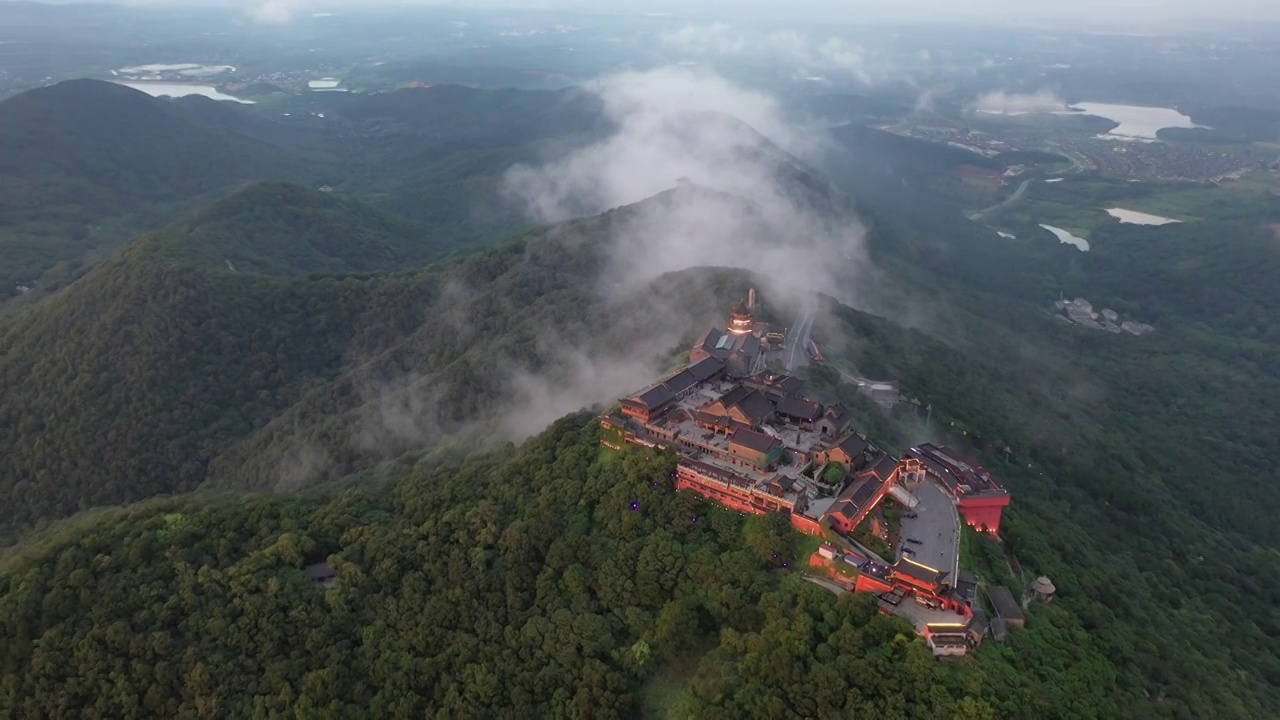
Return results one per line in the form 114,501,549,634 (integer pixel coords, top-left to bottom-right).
897,479,960,584
801,574,847,596
783,297,817,371
971,178,1031,221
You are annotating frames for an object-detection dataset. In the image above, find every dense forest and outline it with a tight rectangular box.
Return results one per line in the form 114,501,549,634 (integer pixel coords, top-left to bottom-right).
0,79,607,296
0,416,1158,719
2,78,1279,717
812,126,1280,715
0,182,769,536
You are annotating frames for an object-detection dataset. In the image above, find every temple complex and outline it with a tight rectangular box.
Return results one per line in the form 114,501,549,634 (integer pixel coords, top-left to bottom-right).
601,288,1016,655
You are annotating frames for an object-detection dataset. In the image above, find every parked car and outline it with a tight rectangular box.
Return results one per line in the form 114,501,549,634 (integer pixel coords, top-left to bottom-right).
904,513,918,519
902,547,916,556
906,538,922,545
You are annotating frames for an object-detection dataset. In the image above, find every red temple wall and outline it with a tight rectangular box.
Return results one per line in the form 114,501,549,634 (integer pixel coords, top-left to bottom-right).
675,475,763,516
957,495,1011,533
791,513,823,536
856,574,894,594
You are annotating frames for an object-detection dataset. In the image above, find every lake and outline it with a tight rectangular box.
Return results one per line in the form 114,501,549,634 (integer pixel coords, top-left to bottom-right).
1064,102,1203,140
1106,208,1181,225
116,82,252,103
1039,224,1090,251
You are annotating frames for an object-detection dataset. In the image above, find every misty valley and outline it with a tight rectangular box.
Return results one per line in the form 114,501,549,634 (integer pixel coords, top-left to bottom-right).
2,5,1279,719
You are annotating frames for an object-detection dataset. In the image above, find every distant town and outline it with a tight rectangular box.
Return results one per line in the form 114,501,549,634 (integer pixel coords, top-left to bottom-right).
601,290,1046,656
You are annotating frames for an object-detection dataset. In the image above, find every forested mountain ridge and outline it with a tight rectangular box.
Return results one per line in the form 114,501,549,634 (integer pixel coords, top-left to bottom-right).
3,78,1279,717
0,80,315,214
144,181,461,276
0,80,613,298
0,80,327,294
0,416,1091,718
0,182,766,536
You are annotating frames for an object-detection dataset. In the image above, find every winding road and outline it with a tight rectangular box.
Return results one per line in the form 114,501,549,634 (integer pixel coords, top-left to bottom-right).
970,178,1032,221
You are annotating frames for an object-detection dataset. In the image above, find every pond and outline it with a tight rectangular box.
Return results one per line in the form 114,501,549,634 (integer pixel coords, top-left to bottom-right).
1105,208,1181,225
1039,224,1090,251
116,82,252,103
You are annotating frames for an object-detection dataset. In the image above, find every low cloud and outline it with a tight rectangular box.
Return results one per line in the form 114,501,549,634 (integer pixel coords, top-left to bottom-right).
659,25,880,85
499,348,674,443
969,90,1068,115
501,65,871,307
248,0,308,24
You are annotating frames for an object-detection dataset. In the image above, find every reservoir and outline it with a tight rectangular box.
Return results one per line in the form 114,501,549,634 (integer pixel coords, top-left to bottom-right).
1039,224,1090,251
116,82,252,103
1065,103,1203,140
1106,208,1181,225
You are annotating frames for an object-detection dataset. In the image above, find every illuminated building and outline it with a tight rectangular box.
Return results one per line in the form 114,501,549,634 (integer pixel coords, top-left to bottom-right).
906,443,1012,534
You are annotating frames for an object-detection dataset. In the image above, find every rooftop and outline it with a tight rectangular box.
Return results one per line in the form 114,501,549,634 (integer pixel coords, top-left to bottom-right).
729,426,783,456
834,433,869,459
908,443,1005,495
865,453,900,480
827,475,880,520
893,557,949,586
987,585,1024,621
776,395,823,422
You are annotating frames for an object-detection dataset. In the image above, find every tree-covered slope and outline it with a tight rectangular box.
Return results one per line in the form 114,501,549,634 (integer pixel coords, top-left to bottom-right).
0,80,312,214
0,183,759,535
145,181,460,276
0,415,1091,719
0,79,324,293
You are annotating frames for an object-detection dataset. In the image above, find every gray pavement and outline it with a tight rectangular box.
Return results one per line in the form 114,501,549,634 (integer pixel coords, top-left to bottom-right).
801,574,847,596
896,478,960,585
783,297,816,371
971,178,1032,221
891,596,970,633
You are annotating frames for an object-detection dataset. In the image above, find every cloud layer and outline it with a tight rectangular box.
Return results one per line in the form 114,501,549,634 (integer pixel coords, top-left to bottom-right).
659,24,881,84
502,65,869,301
969,90,1068,115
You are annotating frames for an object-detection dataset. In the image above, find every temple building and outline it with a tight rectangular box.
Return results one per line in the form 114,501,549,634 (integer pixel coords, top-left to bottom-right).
906,443,1012,534
602,288,1014,653
689,289,772,377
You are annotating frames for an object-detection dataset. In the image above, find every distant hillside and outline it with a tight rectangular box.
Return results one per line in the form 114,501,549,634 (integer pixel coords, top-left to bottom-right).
0,184,755,535
0,79,322,293
334,84,606,143
143,181,457,276
0,79,312,215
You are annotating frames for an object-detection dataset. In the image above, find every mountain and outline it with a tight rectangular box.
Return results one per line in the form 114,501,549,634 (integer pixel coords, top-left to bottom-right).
3,82,1280,717
0,417,1003,718
138,181,459,277
0,80,312,215
0,81,612,300
0,79,323,294
0,181,755,535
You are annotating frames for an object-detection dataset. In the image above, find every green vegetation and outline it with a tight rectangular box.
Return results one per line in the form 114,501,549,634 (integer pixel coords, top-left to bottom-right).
0,80,323,293
0,79,609,300
2,83,1278,718
0,183,761,537
3,417,1012,718
820,462,846,486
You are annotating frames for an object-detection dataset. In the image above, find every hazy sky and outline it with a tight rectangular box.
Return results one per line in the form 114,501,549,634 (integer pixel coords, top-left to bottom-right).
36,0,1280,26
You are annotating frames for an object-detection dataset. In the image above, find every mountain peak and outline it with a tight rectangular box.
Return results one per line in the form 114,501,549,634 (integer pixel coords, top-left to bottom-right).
135,181,452,277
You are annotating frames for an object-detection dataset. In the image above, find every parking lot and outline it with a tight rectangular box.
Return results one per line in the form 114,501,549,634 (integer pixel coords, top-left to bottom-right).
896,478,960,583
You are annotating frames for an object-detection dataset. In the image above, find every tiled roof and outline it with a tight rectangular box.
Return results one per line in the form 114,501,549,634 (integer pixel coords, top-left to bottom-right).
632,384,674,409
729,427,782,455
776,396,822,421
835,433,868,459
686,356,725,381
734,390,775,423
987,586,1024,621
